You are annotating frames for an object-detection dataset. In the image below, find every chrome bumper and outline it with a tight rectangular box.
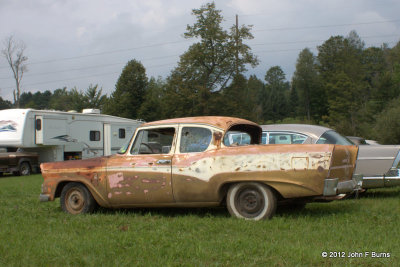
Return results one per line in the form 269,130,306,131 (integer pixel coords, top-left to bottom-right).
362,168,400,189
39,194,50,202
323,175,363,196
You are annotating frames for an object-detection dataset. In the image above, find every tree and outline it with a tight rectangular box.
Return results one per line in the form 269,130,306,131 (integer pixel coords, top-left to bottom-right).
163,2,258,117
247,75,265,122
1,36,28,108
262,66,289,122
292,48,325,121
0,96,12,110
49,87,74,111
20,90,52,109
84,84,107,110
104,60,148,119
221,74,249,118
138,77,165,121
317,31,370,133
374,96,400,144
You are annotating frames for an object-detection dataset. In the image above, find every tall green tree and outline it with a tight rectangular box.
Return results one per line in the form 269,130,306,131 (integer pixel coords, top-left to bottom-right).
138,77,165,121
262,66,289,122
317,31,368,134
84,84,107,110
163,2,258,117
49,87,74,111
247,75,265,122
104,59,148,119
221,74,249,118
292,48,325,121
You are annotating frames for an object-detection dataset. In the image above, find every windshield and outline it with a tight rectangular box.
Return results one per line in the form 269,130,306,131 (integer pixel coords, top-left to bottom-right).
316,130,354,145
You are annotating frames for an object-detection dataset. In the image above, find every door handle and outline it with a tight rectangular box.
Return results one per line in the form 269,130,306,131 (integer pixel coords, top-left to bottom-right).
156,159,171,164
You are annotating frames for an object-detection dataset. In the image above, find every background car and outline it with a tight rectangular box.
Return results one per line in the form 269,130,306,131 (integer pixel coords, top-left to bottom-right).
261,124,400,189
0,147,39,176
347,136,379,146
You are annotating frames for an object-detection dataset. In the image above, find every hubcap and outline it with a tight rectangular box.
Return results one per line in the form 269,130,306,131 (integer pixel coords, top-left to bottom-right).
236,187,265,218
66,189,85,214
21,165,29,175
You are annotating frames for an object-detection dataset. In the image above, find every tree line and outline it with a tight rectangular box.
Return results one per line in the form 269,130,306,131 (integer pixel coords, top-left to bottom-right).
2,2,400,144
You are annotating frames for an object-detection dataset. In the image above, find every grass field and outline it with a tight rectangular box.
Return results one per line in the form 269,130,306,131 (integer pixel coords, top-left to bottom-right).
0,174,399,266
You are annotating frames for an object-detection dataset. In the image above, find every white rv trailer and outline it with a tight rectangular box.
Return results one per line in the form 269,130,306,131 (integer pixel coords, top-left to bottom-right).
0,108,143,163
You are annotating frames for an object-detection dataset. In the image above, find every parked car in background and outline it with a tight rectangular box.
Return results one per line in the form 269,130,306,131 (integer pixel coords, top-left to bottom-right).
347,136,380,146
0,147,39,176
261,124,400,189
40,116,359,220
347,136,368,145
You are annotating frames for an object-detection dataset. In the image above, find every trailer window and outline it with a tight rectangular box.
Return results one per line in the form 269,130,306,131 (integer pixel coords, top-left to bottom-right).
35,119,42,131
119,128,126,139
90,131,100,141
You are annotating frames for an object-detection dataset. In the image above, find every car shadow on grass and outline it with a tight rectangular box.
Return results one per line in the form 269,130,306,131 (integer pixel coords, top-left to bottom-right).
95,206,231,219
275,201,358,219
361,187,400,199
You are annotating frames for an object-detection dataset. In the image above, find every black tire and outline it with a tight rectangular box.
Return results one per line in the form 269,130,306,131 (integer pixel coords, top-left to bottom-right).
227,182,277,220
19,162,31,176
60,182,97,214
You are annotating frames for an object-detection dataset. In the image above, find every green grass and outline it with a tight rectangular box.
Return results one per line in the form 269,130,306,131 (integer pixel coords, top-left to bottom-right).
0,174,399,266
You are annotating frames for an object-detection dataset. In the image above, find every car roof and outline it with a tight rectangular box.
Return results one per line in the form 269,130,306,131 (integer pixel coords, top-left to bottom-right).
143,116,260,132
261,124,332,140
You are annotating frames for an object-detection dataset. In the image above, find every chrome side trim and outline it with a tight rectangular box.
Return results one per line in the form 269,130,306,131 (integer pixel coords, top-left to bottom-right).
357,157,395,160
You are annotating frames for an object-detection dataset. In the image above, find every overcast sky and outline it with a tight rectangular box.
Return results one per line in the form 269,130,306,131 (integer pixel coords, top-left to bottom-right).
1,0,399,102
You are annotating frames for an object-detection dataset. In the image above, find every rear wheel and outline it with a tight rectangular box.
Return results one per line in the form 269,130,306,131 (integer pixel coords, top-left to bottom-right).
227,182,277,220
19,162,31,176
60,182,96,214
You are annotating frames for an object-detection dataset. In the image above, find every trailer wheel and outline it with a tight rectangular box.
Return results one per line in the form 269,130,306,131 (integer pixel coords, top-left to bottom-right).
227,182,277,220
19,162,31,176
60,182,96,214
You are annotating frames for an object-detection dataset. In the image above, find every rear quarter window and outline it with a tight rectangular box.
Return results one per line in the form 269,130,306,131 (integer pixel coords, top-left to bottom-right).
317,130,353,145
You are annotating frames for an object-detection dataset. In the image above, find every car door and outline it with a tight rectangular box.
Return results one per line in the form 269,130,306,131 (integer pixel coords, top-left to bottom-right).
106,126,176,205
172,125,217,202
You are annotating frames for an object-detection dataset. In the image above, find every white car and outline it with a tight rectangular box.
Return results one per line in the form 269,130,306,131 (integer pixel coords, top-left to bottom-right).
261,124,400,189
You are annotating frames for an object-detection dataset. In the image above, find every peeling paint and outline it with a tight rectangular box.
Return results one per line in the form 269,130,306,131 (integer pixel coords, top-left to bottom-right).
108,172,124,188
173,152,332,182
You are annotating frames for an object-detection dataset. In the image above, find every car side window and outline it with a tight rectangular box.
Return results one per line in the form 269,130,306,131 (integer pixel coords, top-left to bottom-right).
224,131,251,146
262,132,268,144
130,128,175,155
180,127,212,153
268,133,307,144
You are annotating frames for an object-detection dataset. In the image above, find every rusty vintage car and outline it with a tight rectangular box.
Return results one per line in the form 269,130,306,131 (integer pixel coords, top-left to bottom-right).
40,116,359,220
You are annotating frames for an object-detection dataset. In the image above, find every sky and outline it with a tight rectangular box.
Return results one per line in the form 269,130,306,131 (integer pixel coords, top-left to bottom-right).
1,0,399,102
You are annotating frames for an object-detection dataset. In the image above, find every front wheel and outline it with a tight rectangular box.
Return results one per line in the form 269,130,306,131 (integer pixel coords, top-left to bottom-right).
227,182,277,220
60,182,97,214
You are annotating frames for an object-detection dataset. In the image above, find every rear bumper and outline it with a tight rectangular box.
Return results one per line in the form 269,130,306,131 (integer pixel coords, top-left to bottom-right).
323,175,363,196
